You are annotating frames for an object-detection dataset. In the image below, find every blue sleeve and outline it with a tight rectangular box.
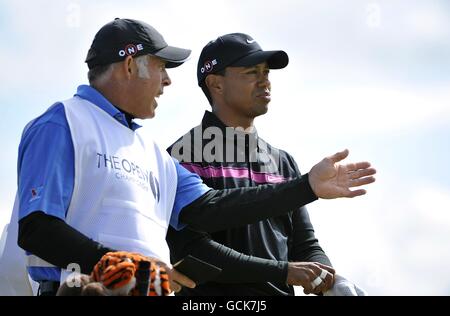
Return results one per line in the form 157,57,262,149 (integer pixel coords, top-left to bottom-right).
170,159,210,231
17,103,75,221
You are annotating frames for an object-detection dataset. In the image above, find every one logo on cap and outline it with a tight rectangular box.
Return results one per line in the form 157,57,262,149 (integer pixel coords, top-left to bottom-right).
118,43,144,57
200,59,218,74
246,39,256,44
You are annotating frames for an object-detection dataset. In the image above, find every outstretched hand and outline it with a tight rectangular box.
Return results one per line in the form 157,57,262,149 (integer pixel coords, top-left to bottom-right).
308,149,376,199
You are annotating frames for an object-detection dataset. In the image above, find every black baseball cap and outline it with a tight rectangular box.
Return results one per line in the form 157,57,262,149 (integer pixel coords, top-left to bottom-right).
86,18,191,69
197,33,289,86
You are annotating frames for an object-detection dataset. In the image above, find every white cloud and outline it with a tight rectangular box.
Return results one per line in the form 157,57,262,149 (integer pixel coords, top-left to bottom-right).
302,180,450,295
0,199,14,241
413,186,450,229
405,5,450,40
276,85,450,135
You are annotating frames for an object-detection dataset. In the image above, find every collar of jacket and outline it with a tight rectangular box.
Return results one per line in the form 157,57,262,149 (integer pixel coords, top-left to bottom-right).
201,111,259,141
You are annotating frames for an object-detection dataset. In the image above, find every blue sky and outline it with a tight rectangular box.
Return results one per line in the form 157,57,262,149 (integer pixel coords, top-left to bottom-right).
0,0,449,295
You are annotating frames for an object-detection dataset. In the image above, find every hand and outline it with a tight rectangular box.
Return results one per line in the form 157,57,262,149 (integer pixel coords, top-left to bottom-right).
308,149,376,199
165,265,196,293
286,262,335,295
57,274,109,296
323,274,368,296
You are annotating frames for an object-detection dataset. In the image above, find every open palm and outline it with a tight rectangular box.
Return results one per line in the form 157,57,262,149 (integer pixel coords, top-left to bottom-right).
309,149,376,199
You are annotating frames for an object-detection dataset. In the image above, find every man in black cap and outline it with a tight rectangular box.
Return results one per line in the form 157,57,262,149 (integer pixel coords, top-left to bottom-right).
4,20,375,296
167,33,371,296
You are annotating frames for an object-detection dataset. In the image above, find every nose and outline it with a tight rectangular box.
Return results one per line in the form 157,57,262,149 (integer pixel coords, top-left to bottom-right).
258,73,270,89
162,69,172,87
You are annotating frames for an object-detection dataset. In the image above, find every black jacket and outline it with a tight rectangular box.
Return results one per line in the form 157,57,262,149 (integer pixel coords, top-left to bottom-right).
167,111,331,296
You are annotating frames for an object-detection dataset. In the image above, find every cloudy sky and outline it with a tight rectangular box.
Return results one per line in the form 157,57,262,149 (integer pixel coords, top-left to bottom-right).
0,0,449,295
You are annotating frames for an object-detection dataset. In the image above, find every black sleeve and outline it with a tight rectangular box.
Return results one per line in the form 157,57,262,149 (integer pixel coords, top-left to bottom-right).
180,175,318,233
284,153,332,266
166,227,288,284
290,207,332,266
18,211,114,275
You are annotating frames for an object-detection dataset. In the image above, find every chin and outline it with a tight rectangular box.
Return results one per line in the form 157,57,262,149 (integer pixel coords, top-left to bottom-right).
145,111,156,119
255,104,269,116
143,104,157,119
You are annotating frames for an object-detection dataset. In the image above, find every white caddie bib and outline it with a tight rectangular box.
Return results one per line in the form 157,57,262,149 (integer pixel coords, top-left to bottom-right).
63,96,177,264
1,96,178,293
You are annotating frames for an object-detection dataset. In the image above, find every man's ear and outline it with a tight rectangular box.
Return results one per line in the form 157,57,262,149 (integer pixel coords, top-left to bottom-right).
205,74,223,96
120,56,135,79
